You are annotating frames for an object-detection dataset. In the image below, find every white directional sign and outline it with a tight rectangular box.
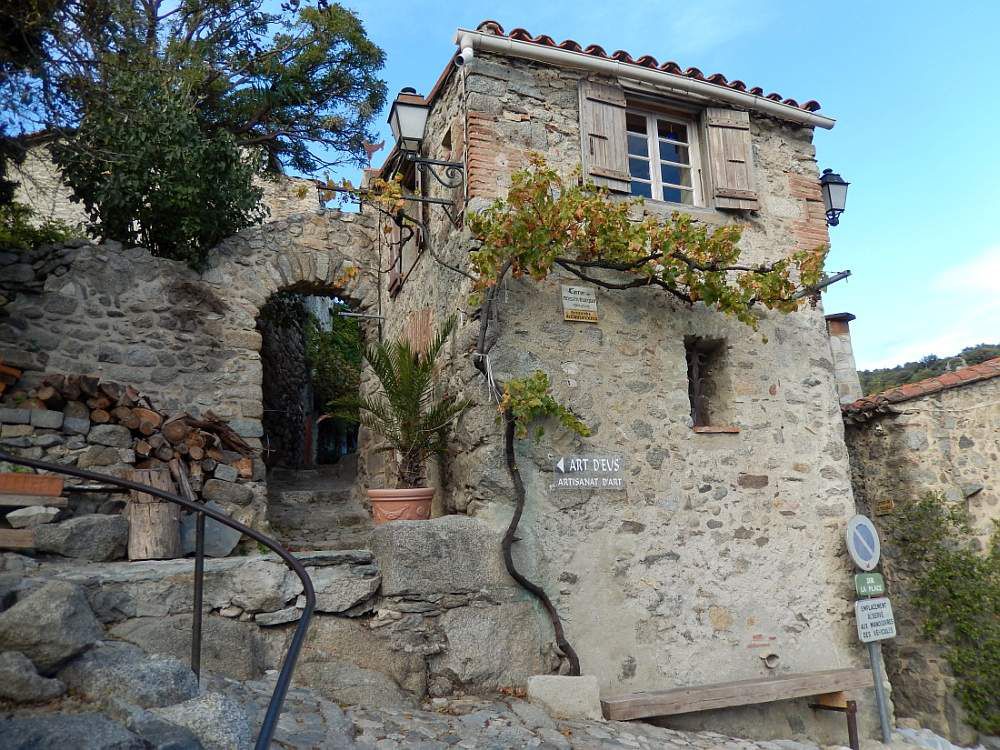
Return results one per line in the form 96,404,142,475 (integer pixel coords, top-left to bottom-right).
855,596,897,642
561,285,598,323
551,454,625,490
846,515,881,571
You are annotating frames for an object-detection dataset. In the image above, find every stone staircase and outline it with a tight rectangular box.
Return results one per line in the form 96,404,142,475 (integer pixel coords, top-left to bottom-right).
266,458,373,551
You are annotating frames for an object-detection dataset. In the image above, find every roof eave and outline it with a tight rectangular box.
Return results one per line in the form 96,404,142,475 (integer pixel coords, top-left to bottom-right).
454,28,836,130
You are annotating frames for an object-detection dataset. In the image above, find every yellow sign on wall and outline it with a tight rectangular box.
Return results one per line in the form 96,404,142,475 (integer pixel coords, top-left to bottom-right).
561,285,598,323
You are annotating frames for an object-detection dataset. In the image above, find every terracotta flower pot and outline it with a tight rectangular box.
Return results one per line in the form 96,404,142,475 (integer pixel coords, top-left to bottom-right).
0,472,63,497
367,487,434,524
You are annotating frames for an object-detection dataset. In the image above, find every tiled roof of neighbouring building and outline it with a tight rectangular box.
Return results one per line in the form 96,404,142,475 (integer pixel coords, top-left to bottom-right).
474,20,823,113
843,357,1000,423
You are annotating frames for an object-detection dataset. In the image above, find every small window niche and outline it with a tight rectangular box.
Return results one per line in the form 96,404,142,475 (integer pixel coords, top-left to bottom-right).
685,337,738,433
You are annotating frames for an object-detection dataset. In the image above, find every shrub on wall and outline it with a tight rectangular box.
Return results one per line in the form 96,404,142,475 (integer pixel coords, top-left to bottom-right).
0,201,78,250
52,67,265,269
893,493,1000,734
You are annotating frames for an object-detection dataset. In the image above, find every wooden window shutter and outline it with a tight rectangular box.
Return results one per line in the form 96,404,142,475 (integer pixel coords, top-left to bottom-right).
704,108,759,210
579,80,630,193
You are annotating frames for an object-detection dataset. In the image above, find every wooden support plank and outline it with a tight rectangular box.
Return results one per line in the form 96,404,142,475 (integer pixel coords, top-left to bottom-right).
814,691,850,709
0,494,68,508
0,528,35,550
601,668,874,721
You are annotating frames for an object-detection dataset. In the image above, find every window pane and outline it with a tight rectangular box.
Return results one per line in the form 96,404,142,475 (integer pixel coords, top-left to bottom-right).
661,164,693,188
629,157,650,180
626,113,647,134
659,141,690,164
630,181,652,199
662,186,694,205
627,133,648,157
657,119,688,142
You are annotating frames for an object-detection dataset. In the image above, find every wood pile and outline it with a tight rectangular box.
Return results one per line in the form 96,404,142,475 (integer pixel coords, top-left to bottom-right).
21,374,254,490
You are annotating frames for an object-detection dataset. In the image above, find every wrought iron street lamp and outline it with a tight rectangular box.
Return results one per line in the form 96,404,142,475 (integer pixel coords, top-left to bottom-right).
819,168,849,226
387,87,430,154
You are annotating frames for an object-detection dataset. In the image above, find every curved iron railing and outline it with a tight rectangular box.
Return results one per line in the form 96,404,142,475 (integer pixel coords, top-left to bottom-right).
0,450,315,750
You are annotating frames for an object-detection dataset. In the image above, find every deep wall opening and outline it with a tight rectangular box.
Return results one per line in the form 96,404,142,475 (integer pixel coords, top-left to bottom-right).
256,291,362,470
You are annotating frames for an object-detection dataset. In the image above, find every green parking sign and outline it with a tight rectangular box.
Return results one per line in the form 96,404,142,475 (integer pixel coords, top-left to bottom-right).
855,572,885,596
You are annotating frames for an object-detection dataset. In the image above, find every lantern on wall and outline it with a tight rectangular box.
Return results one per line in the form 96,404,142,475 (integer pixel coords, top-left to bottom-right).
819,169,850,226
387,88,430,154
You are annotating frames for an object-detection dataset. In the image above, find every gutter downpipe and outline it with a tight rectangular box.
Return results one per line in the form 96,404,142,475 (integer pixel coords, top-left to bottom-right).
454,29,836,130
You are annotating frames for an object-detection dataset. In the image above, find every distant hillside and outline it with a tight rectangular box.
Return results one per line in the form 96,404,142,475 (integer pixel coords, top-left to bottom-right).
859,343,1000,395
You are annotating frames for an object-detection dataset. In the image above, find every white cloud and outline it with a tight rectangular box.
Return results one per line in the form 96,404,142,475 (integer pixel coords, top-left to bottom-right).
857,246,1000,370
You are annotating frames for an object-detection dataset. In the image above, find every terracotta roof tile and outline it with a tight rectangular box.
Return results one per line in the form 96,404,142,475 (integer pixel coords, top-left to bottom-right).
474,20,823,113
844,357,1000,419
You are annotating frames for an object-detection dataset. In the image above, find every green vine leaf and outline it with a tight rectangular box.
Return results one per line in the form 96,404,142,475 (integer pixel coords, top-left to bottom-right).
501,370,591,441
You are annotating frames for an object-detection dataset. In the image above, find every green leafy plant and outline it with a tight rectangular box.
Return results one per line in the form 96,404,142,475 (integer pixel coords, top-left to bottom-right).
0,201,79,250
501,371,590,440
52,66,266,268
305,302,363,416
892,493,1000,733
334,315,471,488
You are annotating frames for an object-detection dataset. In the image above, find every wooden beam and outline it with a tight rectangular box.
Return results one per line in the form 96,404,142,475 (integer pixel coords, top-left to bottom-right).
0,494,68,508
0,529,35,550
601,668,874,721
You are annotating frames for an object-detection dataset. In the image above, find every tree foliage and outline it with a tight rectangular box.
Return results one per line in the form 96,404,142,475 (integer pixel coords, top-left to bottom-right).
2,0,386,174
0,201,79,250
51,66,264,267
305,302,363,415
860,344,1000,395
467,155,829,330
892,494,1000,733
333,315,471,489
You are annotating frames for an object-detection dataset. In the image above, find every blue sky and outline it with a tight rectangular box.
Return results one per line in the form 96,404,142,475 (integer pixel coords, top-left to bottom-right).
340,0,1000,370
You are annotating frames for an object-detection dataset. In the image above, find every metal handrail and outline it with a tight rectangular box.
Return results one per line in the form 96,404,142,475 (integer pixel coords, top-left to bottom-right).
0,450,315,750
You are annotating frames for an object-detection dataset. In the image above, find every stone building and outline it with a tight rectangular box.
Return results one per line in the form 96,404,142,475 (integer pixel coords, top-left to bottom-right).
844,357,1000,743
0,19,886,746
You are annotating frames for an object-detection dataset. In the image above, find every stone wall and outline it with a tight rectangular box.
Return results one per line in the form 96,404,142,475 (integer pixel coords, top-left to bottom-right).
826,314,863,404
845,376,1000,743
371,52,879,742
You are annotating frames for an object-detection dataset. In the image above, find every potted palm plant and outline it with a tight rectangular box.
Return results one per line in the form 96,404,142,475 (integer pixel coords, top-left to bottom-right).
338,315,471,523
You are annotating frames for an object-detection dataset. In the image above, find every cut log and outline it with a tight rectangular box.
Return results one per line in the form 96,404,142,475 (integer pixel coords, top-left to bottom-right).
186,411,253,455
127,468,180,560
148,434,167,450
132,408,163,430
138,420,157,437
235,457,253,479
111,406,140,430
86,396,112,411
134,440,152,457
79,375,101,398
154,446,174,462
42,373,66,391
161,417,191,445
99,381,122,402
36,385,64,408
188,445,205,461
119,385,140,408
90,408,111,424
184,430,206,449
62,375,82,401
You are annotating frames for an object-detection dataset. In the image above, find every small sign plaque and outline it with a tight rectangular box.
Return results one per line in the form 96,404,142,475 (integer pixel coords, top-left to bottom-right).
551,454,625,490
561,285,598,323
874,498,895,516
855,596,897,642
855,572,886,596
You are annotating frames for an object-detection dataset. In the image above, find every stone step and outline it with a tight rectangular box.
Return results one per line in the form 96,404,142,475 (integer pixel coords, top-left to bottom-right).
269,489,355,506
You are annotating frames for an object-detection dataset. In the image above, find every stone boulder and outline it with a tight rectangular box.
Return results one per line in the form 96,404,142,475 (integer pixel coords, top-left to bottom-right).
5,506,60,528
294,660,416,709
88,424,132,448
0,713,148,749
310,564,380,614
34,514,129,561
527,674,603,720
0,580,103,672
110,614,264,681
58,640,199,710
0,650,66,703
371,516,514,596
179,501,242,557
201,479,253,506
125,710,205,750
151,692,253,750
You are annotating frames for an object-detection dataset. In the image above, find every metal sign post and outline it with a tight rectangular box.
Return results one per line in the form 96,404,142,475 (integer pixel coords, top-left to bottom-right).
845,514,894,744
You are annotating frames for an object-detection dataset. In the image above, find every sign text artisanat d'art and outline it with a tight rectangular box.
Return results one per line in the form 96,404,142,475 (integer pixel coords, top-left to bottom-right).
561,285,598,323
551,454,626,490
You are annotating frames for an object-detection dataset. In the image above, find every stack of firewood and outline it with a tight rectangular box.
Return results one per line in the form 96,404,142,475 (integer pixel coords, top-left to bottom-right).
23,374,254,486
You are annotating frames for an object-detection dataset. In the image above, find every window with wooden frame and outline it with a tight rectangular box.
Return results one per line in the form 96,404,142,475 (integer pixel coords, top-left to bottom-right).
625,110,703,206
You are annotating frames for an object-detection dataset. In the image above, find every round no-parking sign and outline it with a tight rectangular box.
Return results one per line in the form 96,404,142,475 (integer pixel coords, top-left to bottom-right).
846,515,881,571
